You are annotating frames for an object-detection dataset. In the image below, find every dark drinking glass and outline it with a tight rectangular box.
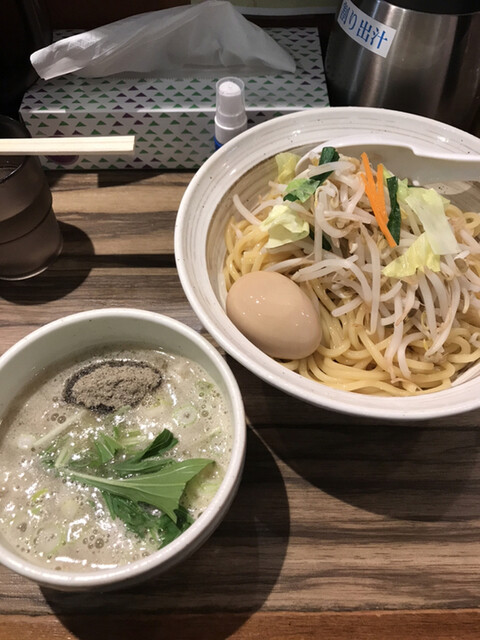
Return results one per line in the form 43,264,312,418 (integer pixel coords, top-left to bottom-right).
0,116,62,280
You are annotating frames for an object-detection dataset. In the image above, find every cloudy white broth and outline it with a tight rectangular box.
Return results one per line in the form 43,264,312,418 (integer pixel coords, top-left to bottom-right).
0,346,232,572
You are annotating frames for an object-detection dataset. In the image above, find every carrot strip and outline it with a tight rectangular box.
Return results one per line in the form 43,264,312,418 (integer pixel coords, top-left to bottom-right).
360,152,396,248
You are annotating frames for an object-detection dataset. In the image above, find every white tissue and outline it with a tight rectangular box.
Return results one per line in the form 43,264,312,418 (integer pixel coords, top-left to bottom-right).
31,0,296,80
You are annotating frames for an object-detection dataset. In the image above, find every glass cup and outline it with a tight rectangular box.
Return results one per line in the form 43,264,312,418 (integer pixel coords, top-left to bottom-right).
0,115,62,280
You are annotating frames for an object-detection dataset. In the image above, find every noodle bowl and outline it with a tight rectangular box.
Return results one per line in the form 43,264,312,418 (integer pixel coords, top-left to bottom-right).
223,151,480,396
175,107,480,419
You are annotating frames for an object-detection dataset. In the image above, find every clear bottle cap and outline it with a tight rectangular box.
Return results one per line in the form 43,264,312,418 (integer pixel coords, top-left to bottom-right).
214,77,248,145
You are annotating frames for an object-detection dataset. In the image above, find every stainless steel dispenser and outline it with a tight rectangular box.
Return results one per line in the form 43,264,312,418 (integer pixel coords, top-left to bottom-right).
325,0,480,132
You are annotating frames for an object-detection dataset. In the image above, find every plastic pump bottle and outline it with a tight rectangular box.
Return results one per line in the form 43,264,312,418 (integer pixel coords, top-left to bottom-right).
214,77,248,149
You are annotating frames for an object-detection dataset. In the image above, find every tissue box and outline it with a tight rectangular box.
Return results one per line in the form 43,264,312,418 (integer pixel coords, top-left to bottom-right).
20,27,329,170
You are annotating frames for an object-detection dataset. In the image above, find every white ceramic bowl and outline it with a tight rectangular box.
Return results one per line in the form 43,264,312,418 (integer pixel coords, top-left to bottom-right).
175,106,480,421
0,308,245,590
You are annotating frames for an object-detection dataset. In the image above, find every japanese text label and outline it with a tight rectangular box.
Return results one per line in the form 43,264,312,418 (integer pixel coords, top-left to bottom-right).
337,0,396,58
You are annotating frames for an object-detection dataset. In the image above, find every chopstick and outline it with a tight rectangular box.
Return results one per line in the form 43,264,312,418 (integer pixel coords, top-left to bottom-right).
0,135,136,156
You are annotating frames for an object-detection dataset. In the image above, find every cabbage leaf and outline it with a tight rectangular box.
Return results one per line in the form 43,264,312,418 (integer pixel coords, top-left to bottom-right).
382,232,440,279
403,188,458,255
260,204,310,248
275,152,300,184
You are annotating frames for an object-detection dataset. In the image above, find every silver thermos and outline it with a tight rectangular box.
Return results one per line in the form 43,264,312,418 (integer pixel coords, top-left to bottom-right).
325,0,480,132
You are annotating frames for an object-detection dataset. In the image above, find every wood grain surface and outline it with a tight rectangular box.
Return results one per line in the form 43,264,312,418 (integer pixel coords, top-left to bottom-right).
0,171,479,639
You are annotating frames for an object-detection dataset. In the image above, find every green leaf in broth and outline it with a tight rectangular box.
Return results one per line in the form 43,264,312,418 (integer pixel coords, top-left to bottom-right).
102,492,158,539
101,493,193,547
40,424,213,545
94,433,121,464
131,429,177,462
67,458,212,521
156,506,193,547
111,456,174,477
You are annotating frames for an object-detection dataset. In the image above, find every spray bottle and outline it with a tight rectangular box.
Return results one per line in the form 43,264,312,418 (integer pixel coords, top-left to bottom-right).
214,77,248,150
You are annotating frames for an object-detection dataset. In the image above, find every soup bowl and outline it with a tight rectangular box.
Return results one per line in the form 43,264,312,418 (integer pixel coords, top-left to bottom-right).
0,308,245,590
175,106,480,421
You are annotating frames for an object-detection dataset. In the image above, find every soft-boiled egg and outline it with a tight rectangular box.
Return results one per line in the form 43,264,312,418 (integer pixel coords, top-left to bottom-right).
226,270,322,360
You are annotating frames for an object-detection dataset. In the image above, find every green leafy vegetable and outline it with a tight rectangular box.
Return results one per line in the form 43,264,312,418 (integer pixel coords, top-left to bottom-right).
94,433,121,464
319,146,340,164
156,506,192,547
66,434,121,470
40,424,212,549
386,176,401,245
102,491,157,538
67,458,212,521
109,429,178,476
111,457,173,477
283,178,319,203
130,429,178,462
101,492,192,543
69,428,177,472
284,146,339,203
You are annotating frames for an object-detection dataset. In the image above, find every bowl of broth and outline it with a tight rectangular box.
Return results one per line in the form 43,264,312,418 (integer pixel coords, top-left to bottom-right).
175,106,480,420
0,308,245,590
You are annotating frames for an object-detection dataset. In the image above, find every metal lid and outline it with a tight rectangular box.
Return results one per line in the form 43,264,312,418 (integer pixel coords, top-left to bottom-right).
388,0,480,14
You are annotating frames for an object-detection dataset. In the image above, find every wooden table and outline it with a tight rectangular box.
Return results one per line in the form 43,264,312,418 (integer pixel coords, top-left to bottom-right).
0,170,480,639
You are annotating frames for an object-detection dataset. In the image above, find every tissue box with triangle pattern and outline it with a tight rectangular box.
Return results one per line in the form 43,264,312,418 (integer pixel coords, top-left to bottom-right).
20,27,328,170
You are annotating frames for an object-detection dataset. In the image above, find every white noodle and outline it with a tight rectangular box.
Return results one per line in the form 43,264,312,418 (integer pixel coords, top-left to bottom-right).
385,295,404,370
426,278,461,356
465,268,480,287
425,270,449,321
305,161,354,177
331,296,363,316
251,198,283,216
380,280,402,302
397,331,424,379
284,200,313,219
315,198,352,238
267,181,287,195
324,208,372,224
265,256,312,273
396,284,419,325
362,227,381,334
228,147,480,391
417,274,438,341
233,194,261,225
460,229,480,254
